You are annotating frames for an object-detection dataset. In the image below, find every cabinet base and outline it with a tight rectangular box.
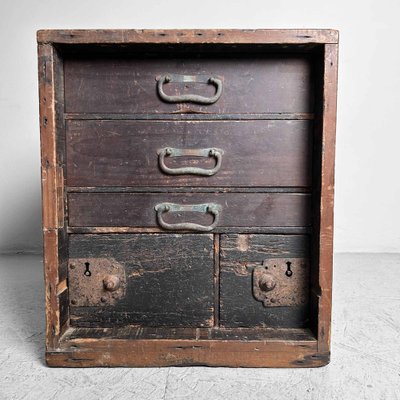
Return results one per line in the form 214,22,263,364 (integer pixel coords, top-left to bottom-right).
46,327,329,368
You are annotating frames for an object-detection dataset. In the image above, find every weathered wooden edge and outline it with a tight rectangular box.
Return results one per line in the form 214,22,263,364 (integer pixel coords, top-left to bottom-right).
38,43,67,350
317,44,338,353
46,338,329,368
37,29,338,45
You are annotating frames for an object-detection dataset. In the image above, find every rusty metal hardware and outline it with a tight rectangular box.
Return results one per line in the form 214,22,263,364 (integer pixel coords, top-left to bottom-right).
154,202,221,232
252,258,309,307
68,258,126,306
103,275,120,292
158,147,224,176
157,73,223,104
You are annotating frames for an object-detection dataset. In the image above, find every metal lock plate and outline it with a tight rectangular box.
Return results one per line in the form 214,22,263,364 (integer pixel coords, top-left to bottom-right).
252,258,309,307
68,258,126,307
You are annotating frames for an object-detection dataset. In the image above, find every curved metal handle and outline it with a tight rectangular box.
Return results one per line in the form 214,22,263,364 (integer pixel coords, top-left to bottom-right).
157,74,223,104
158,147,224,176
154,203,222,232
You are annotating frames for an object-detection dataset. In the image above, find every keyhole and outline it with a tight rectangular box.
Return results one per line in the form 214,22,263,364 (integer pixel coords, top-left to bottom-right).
285,261,293,277
84,262,91,277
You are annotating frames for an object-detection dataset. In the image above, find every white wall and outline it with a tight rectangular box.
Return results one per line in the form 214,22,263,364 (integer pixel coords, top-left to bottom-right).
0,0,399,253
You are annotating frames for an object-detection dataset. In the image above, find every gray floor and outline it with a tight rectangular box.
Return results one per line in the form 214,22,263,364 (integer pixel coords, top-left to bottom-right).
0,253,399,400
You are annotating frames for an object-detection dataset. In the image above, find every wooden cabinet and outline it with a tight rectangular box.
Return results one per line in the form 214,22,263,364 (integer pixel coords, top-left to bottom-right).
38,29,338,367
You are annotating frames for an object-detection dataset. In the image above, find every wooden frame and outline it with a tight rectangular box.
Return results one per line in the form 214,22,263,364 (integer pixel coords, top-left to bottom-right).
38,29,338,367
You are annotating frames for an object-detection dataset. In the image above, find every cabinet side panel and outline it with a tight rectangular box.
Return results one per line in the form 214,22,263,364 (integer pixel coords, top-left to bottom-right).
38,43,68,349
317,43,338,352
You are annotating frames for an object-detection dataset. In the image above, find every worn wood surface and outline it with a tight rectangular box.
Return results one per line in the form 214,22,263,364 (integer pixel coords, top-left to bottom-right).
316,44,338,352
37,29,339,45
219,234,310,328
69,234,214,327
38,43,69,349
66,120,313,187
64,55,314,114
65,112,314,121
64,326,315,341
47,338,327,368
68,193,312,228
38,29,337,368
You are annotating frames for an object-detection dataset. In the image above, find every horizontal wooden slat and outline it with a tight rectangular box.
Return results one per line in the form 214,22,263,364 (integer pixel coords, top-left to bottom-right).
67,226,312,234
63,326,316,341
47,337,328,368
64,55,314,114
65,113,315,120
66,120,313,187
37,29,339,45
68,192,312,228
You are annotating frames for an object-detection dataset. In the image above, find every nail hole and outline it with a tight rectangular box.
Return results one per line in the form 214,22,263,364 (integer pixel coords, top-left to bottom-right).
159,33,167,36
196,33,203,36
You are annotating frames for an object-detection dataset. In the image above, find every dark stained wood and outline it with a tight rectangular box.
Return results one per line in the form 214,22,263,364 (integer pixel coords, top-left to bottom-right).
219,234,310,328
64,55,314,114
37,29,339,45
39,29,337,368
69,234,214,327
66,120,313,187
65,112,315,120
67,187,311,193
64,326,316,341
67,226,312,235
68,193,312,228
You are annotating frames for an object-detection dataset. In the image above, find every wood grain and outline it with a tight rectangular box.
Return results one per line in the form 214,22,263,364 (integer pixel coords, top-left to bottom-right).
69,234,214,327
66,120,313,187
219,234,310,328
38,43,68,349
316,44,338,352
64,55,314,114
37,29,339,45
47,338,328,368
68,192,312,229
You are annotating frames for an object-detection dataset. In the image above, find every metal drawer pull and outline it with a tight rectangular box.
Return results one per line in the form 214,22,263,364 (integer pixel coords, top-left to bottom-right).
158,147,224,176
157,74,223,104
155,202,222,232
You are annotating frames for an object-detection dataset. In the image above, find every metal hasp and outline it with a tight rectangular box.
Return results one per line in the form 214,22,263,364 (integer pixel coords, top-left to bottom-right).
158,147,224,176
157,73,223,104
252,258,309,307
155,202,222,232
68,258,126,307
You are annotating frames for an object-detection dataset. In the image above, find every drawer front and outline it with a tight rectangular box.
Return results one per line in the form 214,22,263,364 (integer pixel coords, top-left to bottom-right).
68,234,214,327
66,120,312,187
219,234,310,328
64,55,314,114
68,193,311,229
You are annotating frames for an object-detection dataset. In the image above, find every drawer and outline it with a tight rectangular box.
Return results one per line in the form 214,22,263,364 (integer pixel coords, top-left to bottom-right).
68,234,214,327
219,234,310,328
68,192,312,229
64,55,314,114
66,120,312,187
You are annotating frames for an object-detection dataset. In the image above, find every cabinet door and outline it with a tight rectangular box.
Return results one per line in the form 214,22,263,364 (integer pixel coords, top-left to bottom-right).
68,234,214,327
220,234,310,328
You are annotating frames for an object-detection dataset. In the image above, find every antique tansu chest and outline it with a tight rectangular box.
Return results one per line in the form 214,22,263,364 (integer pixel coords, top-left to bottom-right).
38,29,338,367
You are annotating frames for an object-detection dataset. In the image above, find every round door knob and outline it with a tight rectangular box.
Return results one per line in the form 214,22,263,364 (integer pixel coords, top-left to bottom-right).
103,275,120,292
258,274,276,292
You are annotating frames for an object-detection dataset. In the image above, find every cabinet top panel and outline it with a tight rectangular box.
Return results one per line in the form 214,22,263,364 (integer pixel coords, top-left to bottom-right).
37,29,338,45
